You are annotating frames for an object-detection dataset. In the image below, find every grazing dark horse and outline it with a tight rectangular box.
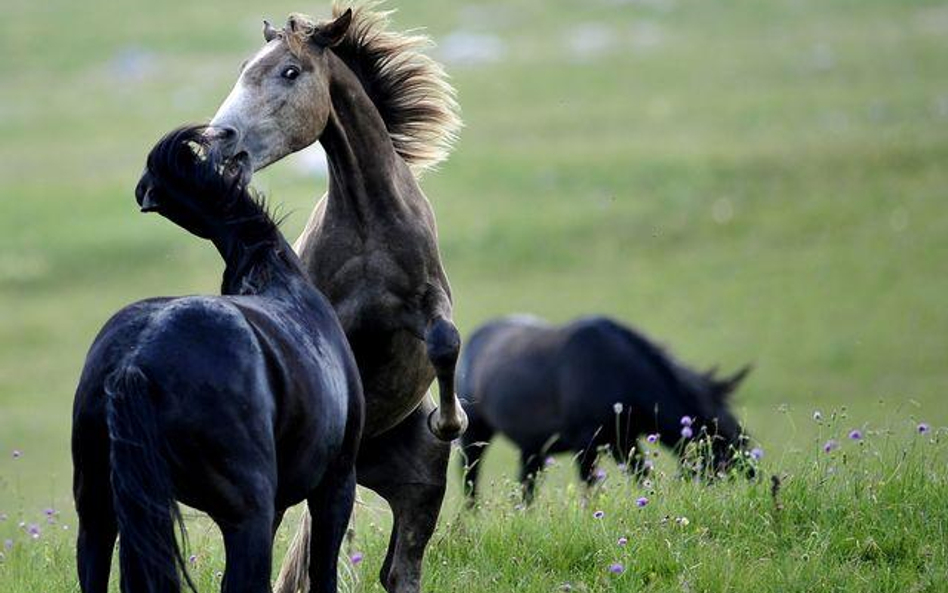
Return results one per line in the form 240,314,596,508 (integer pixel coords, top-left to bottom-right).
71,126,363,593
206,5,465,592
457,315,752,504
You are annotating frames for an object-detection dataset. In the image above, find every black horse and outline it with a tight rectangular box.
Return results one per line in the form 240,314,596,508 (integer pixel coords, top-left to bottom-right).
71,126,363,593
457,315,752,504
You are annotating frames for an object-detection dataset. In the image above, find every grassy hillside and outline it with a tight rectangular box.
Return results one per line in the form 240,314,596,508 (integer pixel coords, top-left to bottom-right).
1,0,946,590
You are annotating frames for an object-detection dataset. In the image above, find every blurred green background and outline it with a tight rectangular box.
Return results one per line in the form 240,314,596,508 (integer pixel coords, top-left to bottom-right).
1,0,946,511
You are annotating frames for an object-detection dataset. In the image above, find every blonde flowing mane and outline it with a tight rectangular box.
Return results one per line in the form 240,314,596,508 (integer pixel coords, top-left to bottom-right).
287,2,462,173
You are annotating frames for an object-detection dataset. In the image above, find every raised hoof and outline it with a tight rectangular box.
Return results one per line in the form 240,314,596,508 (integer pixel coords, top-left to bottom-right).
427,406,468,441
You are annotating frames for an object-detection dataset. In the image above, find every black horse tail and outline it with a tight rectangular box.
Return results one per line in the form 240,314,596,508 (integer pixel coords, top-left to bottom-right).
105,363,195,593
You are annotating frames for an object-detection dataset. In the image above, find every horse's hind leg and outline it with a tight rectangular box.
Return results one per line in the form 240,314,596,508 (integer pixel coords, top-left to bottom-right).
358,402,449,593
425,317,468,441
75,469,117,593
519,451,544,506
219,510,275,593
458,409,495,505
307,468,357,593
73,409,118,593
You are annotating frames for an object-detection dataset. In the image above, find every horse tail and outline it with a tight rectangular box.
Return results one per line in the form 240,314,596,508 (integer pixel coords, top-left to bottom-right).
105,363,194,593
274,510,313,593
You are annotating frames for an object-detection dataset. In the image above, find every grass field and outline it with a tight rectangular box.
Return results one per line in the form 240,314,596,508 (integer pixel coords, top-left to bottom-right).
1,0,947,590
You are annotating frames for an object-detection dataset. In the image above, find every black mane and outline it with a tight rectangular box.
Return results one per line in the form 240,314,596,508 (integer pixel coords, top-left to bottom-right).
145,125,279,246
143,125,304,295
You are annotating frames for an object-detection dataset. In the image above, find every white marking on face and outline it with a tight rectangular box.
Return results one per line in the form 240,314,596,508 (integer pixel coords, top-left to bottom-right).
209,42,281,128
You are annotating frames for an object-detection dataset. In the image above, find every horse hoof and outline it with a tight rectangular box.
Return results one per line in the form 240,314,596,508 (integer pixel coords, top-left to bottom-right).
427,407,468,441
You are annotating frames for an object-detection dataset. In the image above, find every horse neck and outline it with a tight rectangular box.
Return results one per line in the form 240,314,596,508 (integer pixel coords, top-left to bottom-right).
316,52,415,230
212,223,295,297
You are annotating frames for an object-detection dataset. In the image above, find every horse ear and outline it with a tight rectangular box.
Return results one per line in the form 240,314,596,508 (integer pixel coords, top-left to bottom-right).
717,364,753,399
311,8,352,48
263,20,279,42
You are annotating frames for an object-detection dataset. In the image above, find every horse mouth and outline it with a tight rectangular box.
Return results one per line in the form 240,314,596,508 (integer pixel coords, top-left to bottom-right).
224,150,253,186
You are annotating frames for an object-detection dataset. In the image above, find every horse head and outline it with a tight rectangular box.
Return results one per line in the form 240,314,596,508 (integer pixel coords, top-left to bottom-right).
207,10,353,170
135,125,253,240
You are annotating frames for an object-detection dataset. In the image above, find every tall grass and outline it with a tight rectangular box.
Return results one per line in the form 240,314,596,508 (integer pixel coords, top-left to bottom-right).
2,414,944,592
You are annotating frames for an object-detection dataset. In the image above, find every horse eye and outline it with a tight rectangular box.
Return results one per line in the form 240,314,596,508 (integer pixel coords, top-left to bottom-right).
281,66,300,80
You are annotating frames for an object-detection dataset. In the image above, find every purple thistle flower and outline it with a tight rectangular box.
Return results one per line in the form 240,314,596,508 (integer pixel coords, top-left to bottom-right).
848,429,863,441
617,536,628,546
593,510,604,519
11,450,21,460
608,562,625,574
646,433,659,444
350,552,364,565
918,422,930,434
188,554,197,565
44,508,55,517
26,524,40,539
636,497,649,508
750,447,764,461
544,456,556,468
593,468,607,482
680,416,693,427
823,439,839,453
680,426,693,439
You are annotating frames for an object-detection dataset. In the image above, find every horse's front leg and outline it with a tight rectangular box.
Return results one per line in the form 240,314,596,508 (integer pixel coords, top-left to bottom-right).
424,315,468,441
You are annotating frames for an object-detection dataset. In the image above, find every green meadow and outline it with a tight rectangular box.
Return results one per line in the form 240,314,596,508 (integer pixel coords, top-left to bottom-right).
1,0,946,590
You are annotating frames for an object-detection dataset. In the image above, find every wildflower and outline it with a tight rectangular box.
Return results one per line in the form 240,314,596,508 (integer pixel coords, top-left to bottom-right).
12,450,21,460
918,422,930,434
613,402,624,415
643,459,654,471
188,554,197,565
62,524,69,531
26,524,40,539
823,439,838,453
636,497,649,508
216,571,223,579
544,456,556,468
642,479,653,489
680,416,693,427
608,562,625,574
848,429,863,441
676,516,690,526
617,536,628,546
3,539,12,551
812,410,822,422
44,508,55,517
593,510,604,519
680,426,693,439
593,468,607,482
750,447,764,461
646,433,659,444
350,552,364,565
617,463,627,472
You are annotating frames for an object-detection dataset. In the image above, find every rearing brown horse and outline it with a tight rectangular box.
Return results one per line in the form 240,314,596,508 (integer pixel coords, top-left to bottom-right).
207,4,465,592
